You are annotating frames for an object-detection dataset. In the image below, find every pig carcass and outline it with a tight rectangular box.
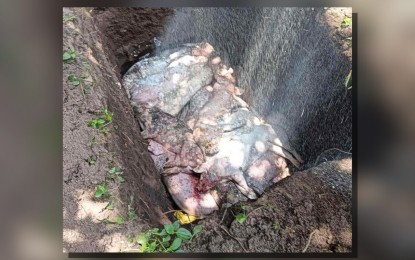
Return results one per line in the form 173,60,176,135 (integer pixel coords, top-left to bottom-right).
122,42,302,217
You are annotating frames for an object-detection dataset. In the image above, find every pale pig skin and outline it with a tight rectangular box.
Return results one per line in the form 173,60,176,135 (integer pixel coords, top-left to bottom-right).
122,42,302,217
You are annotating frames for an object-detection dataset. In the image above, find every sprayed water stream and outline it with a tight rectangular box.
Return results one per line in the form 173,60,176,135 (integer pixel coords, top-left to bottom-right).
152,7,352,167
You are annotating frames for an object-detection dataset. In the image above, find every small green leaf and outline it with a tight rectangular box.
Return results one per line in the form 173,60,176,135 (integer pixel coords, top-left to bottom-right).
169,237,182,251
136,233,147,244
70,49,76,58
63,52,71,60
162,241,170,248
115,216,125,225
173,220,180,231
71,80,80,86
176,227,192,240
108,167,116,174
236,213,246,224
149,241,157,251
192,225,202,235
164,224,175,234
162,235,171,242
156,229,167,236
272,223,279,230
175,249,185,252
94,182,107,198
117,176,125,183
105,201,114,210
341,17,352,27
87,157,96,165
266,203,274,209
140,242,147,252
106,113,113,122
83,86,92,94
95,189,103,198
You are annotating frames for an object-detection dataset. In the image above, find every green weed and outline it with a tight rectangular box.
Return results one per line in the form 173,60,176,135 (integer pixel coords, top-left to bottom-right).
86,156,96,165
115,216,125,225
341,17,352,28
235,205,247,224
88,118,105,129
95,182,109,199
107,167,125,183
265,202,274,210
102,106,113,122
272,223,279,230
134,221,202,252
104,200,114,210
63,49,77,63
67,74,80,86
88,106,113,130
67,73,89,87
101,216,126,225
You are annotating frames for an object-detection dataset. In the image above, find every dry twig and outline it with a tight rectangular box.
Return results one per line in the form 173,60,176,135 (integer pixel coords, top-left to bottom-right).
302,229,318,253
218,225,248,252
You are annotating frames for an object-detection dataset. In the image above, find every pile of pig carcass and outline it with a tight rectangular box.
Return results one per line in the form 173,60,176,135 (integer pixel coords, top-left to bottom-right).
122,42,303,218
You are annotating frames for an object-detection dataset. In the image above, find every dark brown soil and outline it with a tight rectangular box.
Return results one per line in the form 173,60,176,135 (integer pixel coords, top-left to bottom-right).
63,7,352,253
183,159,352,253
91,7,173,75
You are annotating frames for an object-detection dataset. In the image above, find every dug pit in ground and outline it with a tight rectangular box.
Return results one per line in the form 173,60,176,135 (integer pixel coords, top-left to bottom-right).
122,42,303,218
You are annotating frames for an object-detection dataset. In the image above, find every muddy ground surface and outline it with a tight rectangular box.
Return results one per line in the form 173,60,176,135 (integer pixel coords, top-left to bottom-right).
63,7,353,253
